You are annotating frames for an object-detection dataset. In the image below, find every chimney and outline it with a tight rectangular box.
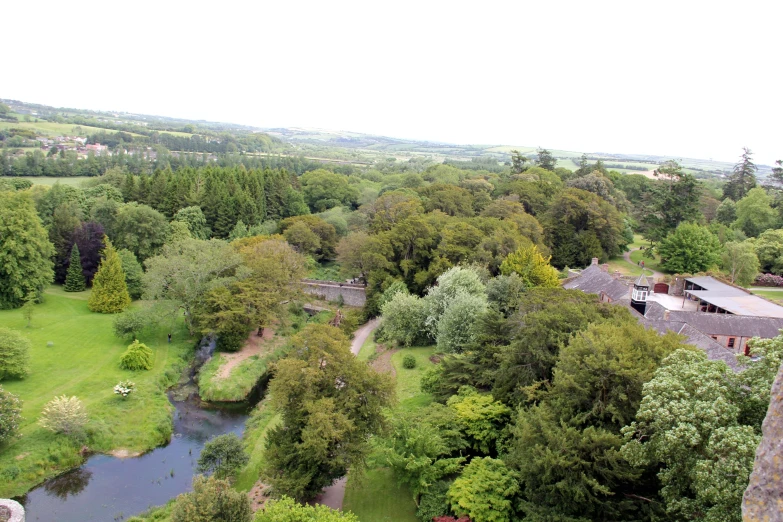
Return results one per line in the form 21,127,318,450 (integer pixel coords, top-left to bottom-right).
612,270,621,279
591,258,599,266
664,310,670,320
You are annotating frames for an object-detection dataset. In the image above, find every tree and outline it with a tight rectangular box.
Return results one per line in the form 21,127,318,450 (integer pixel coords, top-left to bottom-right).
734,187,777,237
143,239,242,335
0,327,31,380
72,221,106,285
113,202,169,262
723,147,757,201
88,237,131,313
279,215,338,260
64,244,86,292
0,386,22,444
254,496,359,522
120,340,154,371
197,433,249,479
447,457,518,522
535,148,557,171
117,248,144,299
113,307,159,340
263,325,394,500
300,169,359,212
49,202,83,284
657,222,722,274
424,266,486,338
174,206,211,239
21,293,36,328
753,229,783,274
436,292,488,353
499,245,559,288
510,150,529,174
715,198,737,226
171,475,251,522
39,395,88,437
0,190,54,309
380,293,429,347
283,221,320,256
722,241,760,286
447,388,510,454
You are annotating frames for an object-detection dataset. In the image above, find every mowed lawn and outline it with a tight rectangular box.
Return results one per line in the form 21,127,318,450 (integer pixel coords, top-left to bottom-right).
342,345,436,521
16,176,93,187
0,287,192,497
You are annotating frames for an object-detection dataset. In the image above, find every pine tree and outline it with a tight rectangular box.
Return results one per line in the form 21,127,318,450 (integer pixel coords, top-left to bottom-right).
64,244,86,292
88,237,131,313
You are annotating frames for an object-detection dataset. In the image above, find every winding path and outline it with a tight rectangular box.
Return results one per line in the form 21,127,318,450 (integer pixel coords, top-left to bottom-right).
623,247,664,282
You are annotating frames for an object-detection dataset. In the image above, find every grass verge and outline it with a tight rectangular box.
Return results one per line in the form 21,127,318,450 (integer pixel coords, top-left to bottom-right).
197,346,286,402
234,400,281,492
0,287,192,497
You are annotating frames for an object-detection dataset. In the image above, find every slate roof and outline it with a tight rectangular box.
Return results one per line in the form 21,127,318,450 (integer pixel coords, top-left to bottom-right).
634,273,650,288
638,318,742,371
664,311,783,339
563,265,630,302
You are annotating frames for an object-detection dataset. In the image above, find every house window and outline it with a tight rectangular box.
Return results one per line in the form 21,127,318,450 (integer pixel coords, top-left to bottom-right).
728,338,736,349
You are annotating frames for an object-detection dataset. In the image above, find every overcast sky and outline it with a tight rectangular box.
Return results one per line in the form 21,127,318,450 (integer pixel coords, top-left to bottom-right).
5,1,781,165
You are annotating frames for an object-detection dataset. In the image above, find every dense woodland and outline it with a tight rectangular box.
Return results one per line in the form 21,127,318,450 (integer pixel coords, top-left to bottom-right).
2,135,783,522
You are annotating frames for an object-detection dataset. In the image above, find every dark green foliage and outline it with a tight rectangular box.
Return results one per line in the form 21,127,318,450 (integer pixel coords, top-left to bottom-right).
0,190,54,309
639,161,701,243
416,481,453,522
64,244,86,292
119,340,153,371
216,323,250,353
0,327,31,380
535,148,557,171
117,248,144,299
113,308,159,340
402,355,417,369
197,433,249,479
723,147,757,201
0,385,22,443
170,475,251,522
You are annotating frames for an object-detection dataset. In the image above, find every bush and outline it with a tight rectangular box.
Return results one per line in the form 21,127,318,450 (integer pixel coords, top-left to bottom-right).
0,327,31,380
113,308,156,340
256,496,359,521
171,475,251,522
0,385,22,443
417,481,453,522
120,340,154,371
216,323,250,352
113,380,136,398
197,433,249,479
39,395,88,437
402,355,417,369
754,273,783,287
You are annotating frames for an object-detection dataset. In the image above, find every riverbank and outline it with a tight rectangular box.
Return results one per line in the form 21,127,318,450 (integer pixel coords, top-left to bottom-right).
0,288,192,498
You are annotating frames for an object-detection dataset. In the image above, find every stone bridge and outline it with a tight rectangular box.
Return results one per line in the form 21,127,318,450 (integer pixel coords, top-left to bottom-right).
301,279,367,307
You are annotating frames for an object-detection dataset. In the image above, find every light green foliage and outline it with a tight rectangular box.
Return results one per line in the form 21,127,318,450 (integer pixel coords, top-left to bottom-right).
283,220,320,256
380,293,428,347
113,307,159,339
255,496,359,521
317,205,351,236
264,325,395,500
733,187,777,237
113,202,169,261
657,222,722,274
621,349,767,521
39,395,88,437
402,354,417,369
485,273,526,317
732,336,783,429
0,327,31,380
424,266,486,338
447,388,510,454
173,206,211,239
0,190,54,309
20,294,35,328
301,169,359,212
376,410,465,502
378,280,410,309
715,198,737,226
753,229,783,274
167,220,192,243
88,237,131,313
447,457,518,522
117,248,144,299
142,238,242,334
120,340,154,371
197,433,249,479
499,244,559,288
436,291,488,353
64,244,86,292
721,241,760,286
171,475,251,522
0,386,22,443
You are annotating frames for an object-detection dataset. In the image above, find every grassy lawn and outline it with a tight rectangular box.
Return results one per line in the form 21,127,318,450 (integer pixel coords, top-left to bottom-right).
606,256,644,277
0,120,144,137
356,333,377,362
234,400,281,492
197,344,285,402
748,289,783,304
14,176,93,186
391,346,436,411
0,287,192,497
629,248,666,273
343,467,418,522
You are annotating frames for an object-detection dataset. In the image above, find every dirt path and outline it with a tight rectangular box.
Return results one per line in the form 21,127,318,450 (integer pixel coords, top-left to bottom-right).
216,328,276,379
350,318,380,355
623,248,664,282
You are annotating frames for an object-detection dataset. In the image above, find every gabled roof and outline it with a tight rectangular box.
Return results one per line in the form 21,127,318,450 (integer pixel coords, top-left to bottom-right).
639,318,742,372
665,311,783,339
563,265,630,302
634,273,650,288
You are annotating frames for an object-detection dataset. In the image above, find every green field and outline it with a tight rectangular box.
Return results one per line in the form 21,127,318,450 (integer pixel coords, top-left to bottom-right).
630,248,666,273
235,400,281,492
197,343,285,402
13,176,93,186
749,289,783,304
0,288,192,497
0,118,144,138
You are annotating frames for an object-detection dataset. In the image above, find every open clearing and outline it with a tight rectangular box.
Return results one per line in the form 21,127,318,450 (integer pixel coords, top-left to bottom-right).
0,287,191,497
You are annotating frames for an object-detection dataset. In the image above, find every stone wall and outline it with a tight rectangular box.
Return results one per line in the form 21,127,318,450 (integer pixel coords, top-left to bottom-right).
301,282,366,307
742,361,783,521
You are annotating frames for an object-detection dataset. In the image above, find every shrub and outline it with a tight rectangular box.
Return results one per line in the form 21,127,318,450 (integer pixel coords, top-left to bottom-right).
197,433,249,479
256,496,359,521
417,481,453,522
402,355,417,369
170,474,251,522
39,396,88,436
113,380,136,398
0,386,22,443
0,327,31,380
120,340,154,371
113,308,156,340
216,324,250,353
754,273,783,287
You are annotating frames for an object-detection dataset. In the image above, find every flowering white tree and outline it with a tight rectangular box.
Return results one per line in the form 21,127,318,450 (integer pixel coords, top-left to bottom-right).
39,395,88,437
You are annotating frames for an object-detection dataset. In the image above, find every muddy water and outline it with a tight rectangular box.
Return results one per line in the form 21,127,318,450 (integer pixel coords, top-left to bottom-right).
18,393,250,522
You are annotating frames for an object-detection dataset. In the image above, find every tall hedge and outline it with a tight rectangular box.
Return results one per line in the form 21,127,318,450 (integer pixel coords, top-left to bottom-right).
88,237,131,313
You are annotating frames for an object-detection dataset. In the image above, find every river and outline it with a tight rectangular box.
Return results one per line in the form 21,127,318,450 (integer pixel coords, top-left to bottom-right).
17,390,250,521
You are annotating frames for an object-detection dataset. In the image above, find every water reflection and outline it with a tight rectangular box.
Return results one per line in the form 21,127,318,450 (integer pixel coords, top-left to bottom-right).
42,468,93,500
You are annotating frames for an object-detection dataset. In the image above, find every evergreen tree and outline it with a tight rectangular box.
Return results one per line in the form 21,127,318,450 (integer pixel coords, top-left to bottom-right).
723,147,758,201
535,148,557,171
64,244,86,292
88,237,131,313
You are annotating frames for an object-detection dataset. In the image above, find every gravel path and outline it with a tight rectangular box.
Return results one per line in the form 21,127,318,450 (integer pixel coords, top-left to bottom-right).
623,248,664,281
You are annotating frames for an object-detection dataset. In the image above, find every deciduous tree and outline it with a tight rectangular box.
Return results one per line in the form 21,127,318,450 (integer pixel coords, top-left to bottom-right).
722,241,760,286
0,327,31,380
657,222,721,274
197,433,249,479
171,475,251,522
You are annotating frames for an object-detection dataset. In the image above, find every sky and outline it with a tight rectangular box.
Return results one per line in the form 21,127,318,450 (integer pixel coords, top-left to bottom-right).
5,0,781,165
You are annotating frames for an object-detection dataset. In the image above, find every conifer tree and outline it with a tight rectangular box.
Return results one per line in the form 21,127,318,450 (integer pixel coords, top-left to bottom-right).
64,244,86,292
88,237,131,313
